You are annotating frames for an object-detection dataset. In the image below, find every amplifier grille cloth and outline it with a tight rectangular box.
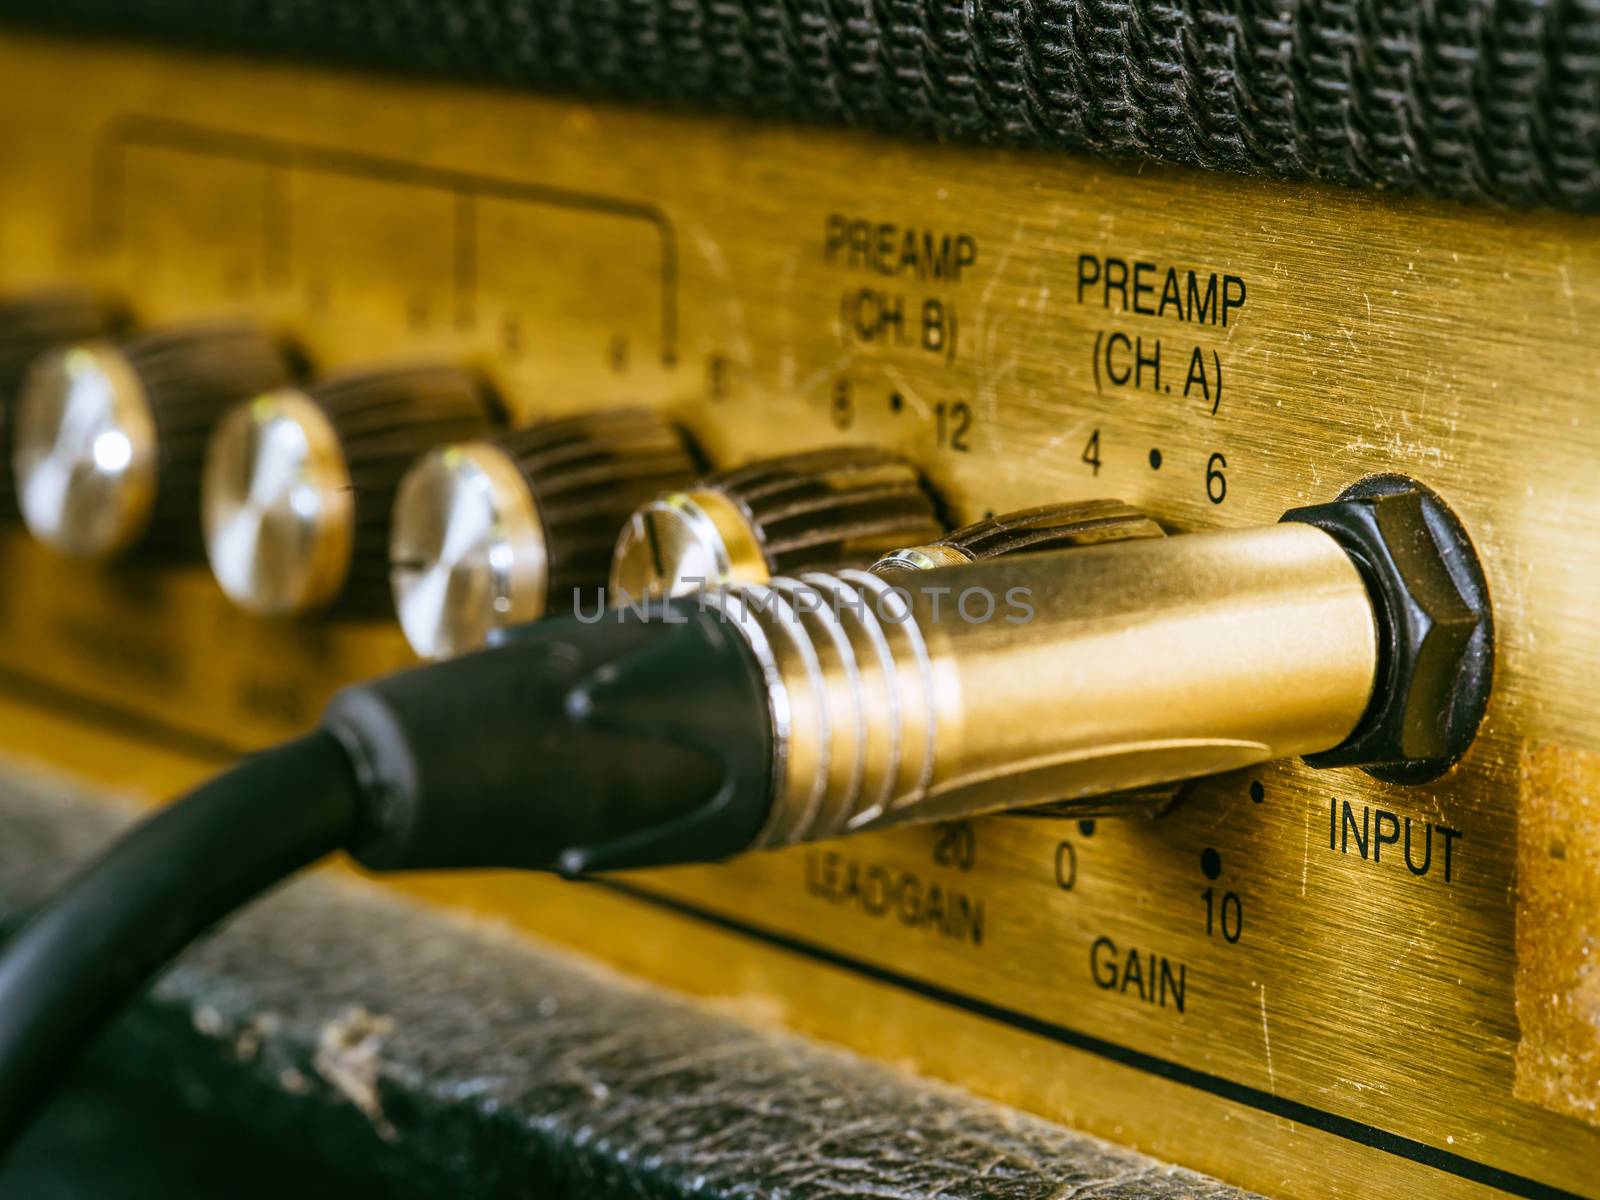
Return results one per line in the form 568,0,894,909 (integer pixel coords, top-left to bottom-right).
0,1,1595,211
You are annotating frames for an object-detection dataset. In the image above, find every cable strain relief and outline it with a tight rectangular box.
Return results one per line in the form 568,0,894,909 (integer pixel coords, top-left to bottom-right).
325,601,773,874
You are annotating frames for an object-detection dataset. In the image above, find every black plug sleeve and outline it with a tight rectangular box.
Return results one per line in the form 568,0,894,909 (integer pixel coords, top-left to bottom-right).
323,602,774,875
0,606,772,1152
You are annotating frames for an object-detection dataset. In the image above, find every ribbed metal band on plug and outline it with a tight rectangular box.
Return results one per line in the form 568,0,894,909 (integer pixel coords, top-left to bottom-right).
702,569,939,847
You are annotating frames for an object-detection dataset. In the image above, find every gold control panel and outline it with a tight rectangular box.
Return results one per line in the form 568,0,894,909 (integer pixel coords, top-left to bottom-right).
1,30,1598,1200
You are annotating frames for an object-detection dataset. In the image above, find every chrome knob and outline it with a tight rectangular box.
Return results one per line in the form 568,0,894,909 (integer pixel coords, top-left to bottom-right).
13,323,292,560
610,446,943,602
872,500,1164,574
390,409,697,659
0,287,129,521
203,364,499,617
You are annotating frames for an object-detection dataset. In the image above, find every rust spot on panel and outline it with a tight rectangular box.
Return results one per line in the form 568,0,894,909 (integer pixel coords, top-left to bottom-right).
1516,741,1600,1126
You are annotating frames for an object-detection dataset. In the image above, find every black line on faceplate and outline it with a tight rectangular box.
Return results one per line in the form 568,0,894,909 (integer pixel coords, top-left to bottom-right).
593,879,1588,1200
0,666,247,762
93,112,680,365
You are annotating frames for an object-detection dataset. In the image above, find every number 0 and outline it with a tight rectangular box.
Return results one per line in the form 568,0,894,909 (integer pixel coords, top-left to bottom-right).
831,379,853,429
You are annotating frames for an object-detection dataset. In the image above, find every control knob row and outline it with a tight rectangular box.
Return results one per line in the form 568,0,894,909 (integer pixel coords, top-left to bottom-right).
1,290,1182,677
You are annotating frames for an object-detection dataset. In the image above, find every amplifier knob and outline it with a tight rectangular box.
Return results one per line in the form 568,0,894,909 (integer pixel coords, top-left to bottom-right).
0,287,130,520
388,409,698,659
203,364,501,617
610,445,944,602
872,500,1164,573
12,322,293,560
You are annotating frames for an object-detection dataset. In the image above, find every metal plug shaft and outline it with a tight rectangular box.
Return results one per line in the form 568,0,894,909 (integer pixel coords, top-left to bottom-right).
711,522,1382,846
689,478,1492,848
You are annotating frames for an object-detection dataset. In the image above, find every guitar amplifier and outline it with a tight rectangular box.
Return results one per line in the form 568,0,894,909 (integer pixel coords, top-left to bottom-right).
0,5,1595,1199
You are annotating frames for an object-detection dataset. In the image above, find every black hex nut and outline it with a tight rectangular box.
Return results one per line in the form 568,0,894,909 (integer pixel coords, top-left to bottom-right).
1282,475,1494,784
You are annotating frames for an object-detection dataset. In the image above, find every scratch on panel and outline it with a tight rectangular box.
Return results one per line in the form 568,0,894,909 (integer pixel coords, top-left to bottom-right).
688,219,754,364
1558,263,1578,329
1258,985,1277,1097
881,366,932,420
975,227,1025,419
1300,801,1310,897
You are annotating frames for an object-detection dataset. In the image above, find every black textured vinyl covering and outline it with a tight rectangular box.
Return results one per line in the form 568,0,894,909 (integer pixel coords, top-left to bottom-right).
0,764,1261,1199
0,1,1597,212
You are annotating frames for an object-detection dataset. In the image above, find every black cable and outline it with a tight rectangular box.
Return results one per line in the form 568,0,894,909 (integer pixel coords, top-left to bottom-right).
0,605,773,1151
0,731,359,1146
